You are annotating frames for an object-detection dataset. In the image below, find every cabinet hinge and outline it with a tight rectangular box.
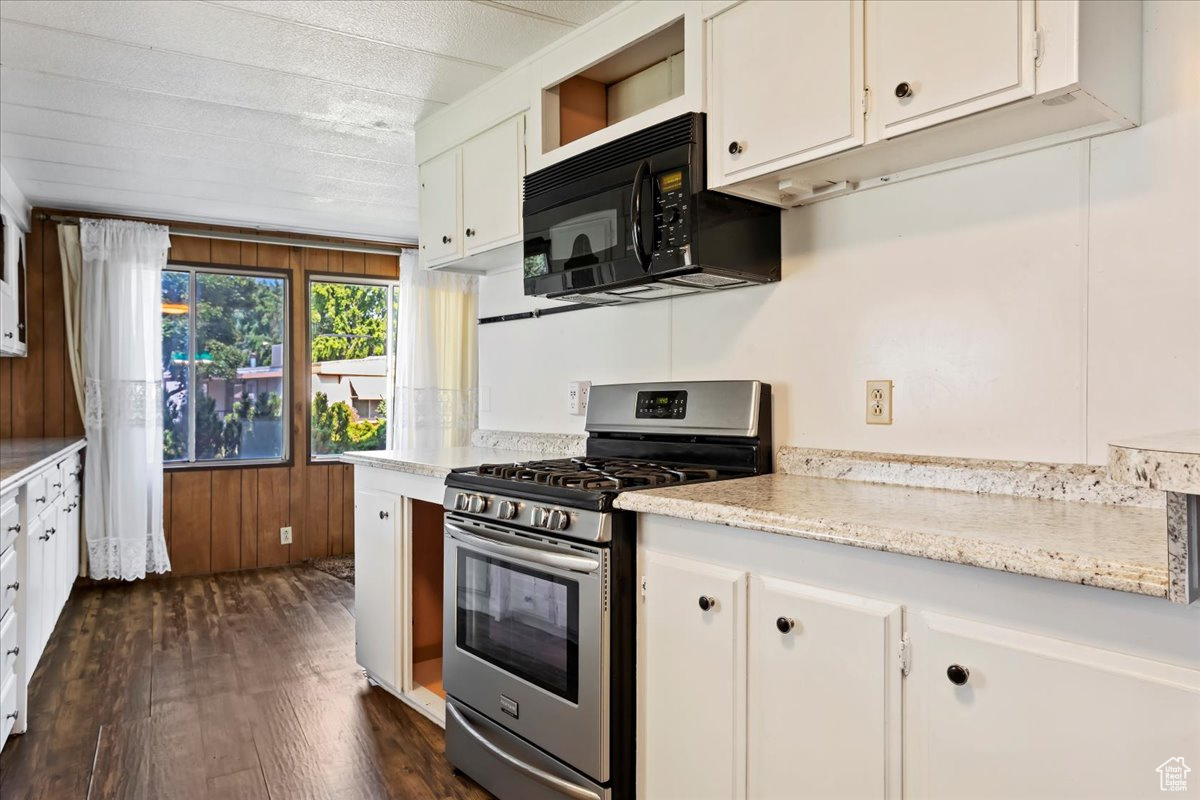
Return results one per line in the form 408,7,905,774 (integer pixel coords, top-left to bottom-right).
1034,28,1045,68
640,576,647,600
899,633,912,677
861,86,871,119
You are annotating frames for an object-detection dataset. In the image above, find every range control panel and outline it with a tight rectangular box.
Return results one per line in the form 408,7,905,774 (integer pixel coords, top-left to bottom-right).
636,389,688,419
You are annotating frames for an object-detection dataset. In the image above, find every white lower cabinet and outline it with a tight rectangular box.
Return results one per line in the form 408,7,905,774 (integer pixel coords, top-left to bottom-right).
748,575,902,800
354,487,402,689
24,512,48,667
641,551,747,800
908,611,1200,800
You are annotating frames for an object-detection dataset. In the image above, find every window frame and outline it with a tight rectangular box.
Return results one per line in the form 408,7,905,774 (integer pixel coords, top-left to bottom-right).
306,273,399,464
163,261,292,471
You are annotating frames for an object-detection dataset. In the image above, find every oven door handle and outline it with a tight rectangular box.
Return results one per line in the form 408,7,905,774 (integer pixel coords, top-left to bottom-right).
446,523,601,574
447,702,602,800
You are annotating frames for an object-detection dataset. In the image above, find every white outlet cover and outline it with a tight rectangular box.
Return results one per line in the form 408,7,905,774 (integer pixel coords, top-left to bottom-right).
568,380,592,416
280,526,293,545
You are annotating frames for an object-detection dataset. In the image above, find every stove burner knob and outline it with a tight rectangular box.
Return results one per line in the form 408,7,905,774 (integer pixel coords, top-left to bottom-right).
531,507,550,528
454,493,469,511
467,495,488,514
548,509,570,531
497,500,518,520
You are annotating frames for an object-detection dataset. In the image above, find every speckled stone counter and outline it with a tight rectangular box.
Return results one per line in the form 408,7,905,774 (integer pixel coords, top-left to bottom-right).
1108,431,1200,495
0,437,87,493
470,430,587,457
340,444,572,480
615,472,1172,600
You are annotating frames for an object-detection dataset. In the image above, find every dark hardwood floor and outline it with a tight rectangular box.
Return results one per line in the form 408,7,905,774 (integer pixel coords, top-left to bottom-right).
0,566,493,800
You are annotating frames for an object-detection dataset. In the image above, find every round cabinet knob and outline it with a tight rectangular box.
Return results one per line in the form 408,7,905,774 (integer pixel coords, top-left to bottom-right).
6,524,19,533
46,527,56,536
5,581,18,592
775,616,796,634
698,595,717,612
3,332,12,339
497,500,518,521
38,534,50,541
35,496,46,503
728,140,745,155
441,235,452,244
946,664,970,686
895,81,914,99
548,509,570,531
52,482,62,489
465,228,476,237
378,510,389,520
5,646,18,657
5,711,16,721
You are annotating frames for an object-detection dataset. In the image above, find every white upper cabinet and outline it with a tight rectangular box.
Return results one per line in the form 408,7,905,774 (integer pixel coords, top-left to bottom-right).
708,0,865,188
418,149,462,269
461,116,524,256
908,611,1200,800
866,0,1035,141
748,575,902,800
419,115,525,273
641,551,747,800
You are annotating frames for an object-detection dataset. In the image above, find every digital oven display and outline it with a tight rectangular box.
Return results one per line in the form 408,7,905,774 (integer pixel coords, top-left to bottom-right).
636,390,687,419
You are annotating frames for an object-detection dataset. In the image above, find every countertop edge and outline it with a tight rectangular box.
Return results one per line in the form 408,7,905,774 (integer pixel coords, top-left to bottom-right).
1,438,87,495
339,452,453,479
614,491,1170,601
1108,441,1200,495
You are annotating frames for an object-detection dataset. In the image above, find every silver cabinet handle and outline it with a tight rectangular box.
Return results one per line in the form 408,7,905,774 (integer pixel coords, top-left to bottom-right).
446,703,600,800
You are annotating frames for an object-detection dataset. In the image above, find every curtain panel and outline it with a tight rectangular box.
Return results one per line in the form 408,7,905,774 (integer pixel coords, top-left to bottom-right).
391,249,478,451
79,218,172,580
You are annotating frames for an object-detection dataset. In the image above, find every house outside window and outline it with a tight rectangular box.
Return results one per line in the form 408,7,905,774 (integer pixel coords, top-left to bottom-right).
162,266,289,466
308,276,398,459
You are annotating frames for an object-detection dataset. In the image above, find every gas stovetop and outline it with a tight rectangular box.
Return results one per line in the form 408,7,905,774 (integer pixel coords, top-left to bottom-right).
447,456,742,511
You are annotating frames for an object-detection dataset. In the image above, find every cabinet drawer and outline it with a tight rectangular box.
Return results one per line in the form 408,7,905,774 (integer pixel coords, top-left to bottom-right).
59,455,82,500
25,473,51,517
0,498,17,552
0,609,16,686
0,548,16,620
0,673,15,742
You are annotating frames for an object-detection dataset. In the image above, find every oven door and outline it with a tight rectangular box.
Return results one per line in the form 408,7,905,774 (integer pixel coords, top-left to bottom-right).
443,515,610,782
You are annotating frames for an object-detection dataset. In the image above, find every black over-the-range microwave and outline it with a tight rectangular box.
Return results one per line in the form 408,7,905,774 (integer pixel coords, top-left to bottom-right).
522,112,781,305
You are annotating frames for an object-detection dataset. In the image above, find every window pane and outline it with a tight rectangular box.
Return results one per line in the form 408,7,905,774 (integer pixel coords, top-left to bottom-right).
162,270,190,463
309,281,391,457
194,272,287,461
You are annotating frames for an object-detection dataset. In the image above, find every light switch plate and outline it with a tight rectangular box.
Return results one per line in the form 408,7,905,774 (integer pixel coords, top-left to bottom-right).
866,380,893,424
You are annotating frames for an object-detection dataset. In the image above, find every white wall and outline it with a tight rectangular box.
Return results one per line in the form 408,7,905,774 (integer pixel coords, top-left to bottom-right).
478,0,1200,465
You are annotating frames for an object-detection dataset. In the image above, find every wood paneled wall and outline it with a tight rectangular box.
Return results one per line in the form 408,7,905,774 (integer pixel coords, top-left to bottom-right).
0,208,404,575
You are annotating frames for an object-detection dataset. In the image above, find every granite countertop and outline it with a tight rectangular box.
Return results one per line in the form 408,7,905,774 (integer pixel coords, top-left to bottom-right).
1,437,87,493
1108,431,1200,494
614,472,1171,600
340,445,576,480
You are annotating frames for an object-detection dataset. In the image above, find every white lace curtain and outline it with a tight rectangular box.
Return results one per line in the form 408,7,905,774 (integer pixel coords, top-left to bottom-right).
77,218,172,580
390,249,478,450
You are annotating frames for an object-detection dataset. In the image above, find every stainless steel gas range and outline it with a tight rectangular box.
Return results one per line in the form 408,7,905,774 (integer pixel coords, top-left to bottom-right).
442,381,773,800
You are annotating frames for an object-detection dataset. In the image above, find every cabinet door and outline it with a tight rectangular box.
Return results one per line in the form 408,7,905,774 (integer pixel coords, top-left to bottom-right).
641,550,747,800
354,489,401,687
462,116,524,255
710,0,864,187
52,496,70,620
866,0,1034,141
418,149,462,268
23,515,48,668
748,576,902,800
909,611,1200,799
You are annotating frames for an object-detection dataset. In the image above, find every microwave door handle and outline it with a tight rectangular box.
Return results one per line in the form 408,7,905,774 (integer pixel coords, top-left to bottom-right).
447,703,602,800
630,160,652,272
446,523,601,574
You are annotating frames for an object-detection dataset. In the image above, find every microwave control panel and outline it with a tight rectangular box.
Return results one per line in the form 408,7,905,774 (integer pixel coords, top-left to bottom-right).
654,169,691,256
636,389,688,419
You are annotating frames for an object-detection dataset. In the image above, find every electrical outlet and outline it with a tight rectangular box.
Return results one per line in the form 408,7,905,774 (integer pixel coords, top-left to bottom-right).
280,526,293,545
568,381,591,416
866,380,893,424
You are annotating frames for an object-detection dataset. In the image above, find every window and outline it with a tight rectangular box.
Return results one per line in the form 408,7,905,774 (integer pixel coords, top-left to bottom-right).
162,266,289,465
309,276,397,459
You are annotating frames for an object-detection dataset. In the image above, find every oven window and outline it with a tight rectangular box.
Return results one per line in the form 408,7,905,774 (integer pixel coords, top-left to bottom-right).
456,551,579,703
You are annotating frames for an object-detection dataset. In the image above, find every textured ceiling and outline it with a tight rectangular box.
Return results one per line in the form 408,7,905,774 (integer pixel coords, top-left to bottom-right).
0,0,617,241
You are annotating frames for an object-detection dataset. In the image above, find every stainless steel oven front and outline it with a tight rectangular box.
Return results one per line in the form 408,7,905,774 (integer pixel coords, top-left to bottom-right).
443,513,611,783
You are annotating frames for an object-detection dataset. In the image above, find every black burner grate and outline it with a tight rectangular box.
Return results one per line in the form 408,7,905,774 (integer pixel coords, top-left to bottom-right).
476,457,720,492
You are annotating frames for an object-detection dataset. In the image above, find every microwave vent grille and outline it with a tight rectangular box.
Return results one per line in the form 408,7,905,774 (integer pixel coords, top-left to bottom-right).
524,113,699,201
662,273,748,289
